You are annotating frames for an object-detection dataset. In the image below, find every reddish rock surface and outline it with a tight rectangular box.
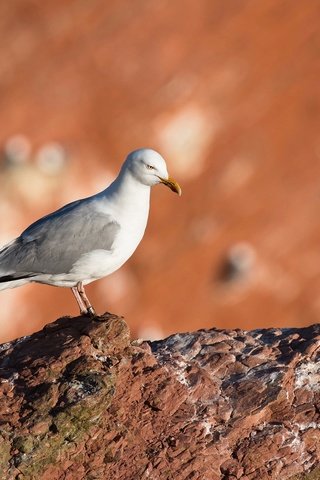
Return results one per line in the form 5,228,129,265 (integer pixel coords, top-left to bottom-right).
1,313,320,479
0,1,320,342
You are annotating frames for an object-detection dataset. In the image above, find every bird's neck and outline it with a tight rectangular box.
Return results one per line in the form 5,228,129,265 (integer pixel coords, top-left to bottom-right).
102,169,151,210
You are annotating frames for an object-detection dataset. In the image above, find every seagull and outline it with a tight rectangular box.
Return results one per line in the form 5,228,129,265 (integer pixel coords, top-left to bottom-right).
0,148,181,316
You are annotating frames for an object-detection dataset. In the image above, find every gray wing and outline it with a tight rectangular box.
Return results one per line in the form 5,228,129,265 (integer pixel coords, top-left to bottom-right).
0,198,120,277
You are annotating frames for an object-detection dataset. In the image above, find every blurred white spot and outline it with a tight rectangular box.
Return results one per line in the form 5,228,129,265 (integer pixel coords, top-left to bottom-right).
137,324,164,341
4,168,55,205
155,105,218,179
4,135,31,165
228,243,256,272
35,142,67,175
220,242,256,283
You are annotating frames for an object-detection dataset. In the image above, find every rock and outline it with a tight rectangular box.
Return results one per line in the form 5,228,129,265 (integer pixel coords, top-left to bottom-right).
0,314,320,479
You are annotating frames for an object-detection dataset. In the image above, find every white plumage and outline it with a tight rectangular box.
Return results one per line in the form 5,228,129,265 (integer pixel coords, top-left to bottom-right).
0,148,181,315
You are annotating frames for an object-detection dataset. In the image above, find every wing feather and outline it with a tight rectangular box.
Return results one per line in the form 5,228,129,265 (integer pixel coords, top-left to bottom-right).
0,198,120,276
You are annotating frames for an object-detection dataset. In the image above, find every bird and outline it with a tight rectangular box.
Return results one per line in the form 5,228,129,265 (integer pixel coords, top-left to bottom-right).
0,148,181,316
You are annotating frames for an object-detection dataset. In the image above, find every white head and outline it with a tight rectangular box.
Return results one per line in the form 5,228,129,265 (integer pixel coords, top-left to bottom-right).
122,148,181,195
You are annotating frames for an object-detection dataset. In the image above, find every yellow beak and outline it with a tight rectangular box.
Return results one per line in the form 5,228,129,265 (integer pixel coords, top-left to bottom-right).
158,176,182,196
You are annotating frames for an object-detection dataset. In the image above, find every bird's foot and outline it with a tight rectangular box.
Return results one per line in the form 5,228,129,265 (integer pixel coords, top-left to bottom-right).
86,306,96,317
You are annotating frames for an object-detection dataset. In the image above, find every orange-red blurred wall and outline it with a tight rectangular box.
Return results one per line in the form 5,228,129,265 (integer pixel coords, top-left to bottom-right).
0,0,320,342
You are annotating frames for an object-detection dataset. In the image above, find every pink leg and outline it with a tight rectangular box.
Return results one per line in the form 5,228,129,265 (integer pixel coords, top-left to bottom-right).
77,281,96,317
71,286,87,314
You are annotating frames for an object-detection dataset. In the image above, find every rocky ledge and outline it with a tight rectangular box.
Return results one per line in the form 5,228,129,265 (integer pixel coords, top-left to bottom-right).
0,314,320,480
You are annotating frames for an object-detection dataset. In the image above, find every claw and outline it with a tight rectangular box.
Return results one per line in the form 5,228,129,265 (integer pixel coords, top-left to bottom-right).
86,306,96,317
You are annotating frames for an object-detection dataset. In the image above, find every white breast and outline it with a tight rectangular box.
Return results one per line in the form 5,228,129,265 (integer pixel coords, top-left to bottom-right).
34,172,152,288
69,184,150,284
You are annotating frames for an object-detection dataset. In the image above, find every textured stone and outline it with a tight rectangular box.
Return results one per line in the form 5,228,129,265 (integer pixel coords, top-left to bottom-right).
0,314,320,479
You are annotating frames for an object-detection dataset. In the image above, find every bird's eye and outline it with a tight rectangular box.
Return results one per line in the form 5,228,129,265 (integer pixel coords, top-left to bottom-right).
146,164,155,170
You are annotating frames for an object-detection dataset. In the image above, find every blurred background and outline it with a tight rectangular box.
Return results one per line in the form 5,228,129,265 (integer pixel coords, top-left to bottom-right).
0,0,320,343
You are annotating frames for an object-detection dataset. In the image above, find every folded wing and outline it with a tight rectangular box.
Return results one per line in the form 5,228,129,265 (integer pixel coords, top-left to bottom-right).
0,199,120,280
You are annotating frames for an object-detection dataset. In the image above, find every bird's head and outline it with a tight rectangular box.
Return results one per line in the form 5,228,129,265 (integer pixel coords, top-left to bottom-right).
123,148,182,195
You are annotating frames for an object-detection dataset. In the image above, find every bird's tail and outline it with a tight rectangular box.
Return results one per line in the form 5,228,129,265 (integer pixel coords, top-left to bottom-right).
0,272,37,291
0,277,32,291
0,239,36,290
